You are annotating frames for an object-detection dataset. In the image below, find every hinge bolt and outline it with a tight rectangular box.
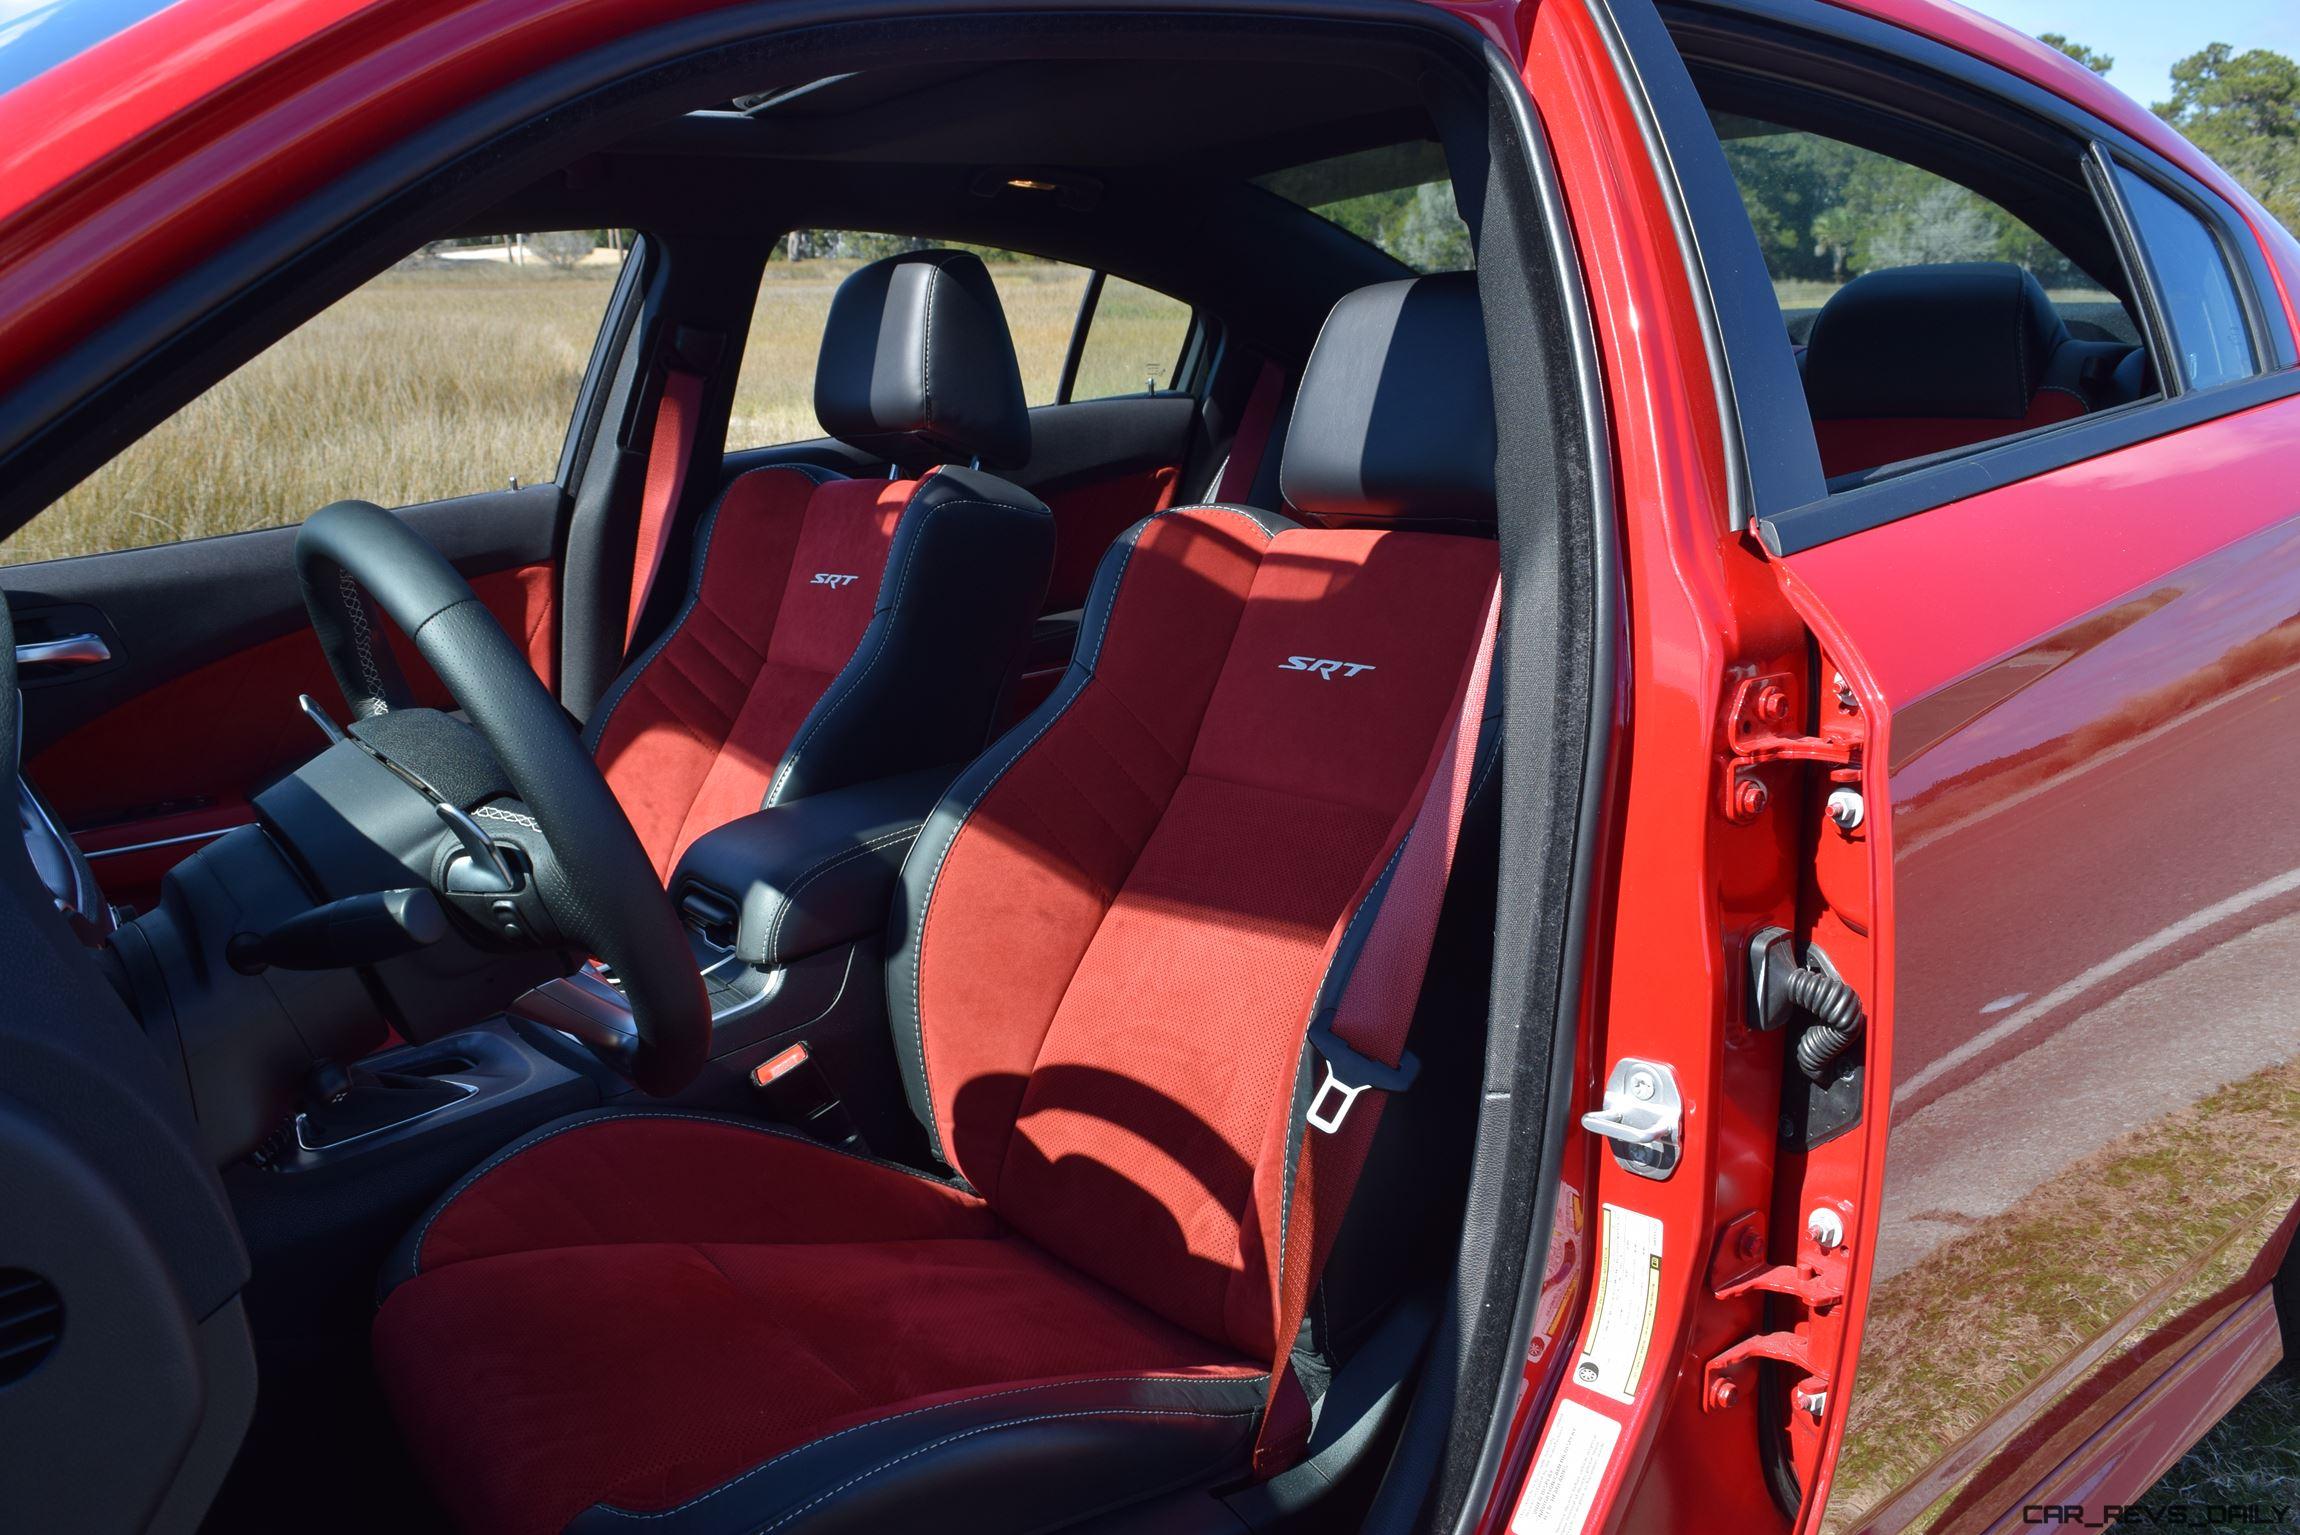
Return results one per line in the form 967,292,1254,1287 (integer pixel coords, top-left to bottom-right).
1709,1377,1740,1410
1754,683,1793,726
1806,1206,1845,1252
1736,1227,1765,1260
1793,1386,1828,1419
1730,775,1770,822
1832,672,1858,713
1826,787,1866,831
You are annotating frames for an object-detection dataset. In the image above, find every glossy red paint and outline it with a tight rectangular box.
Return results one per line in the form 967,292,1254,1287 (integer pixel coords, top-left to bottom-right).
1779,386,2300,1530
1474,3,1828,1532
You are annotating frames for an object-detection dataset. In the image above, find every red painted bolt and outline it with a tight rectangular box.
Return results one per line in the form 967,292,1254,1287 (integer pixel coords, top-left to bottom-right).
1730,776,1770,821
1754,683,1792,725
1736,1227,1765,1260
1710,1377,1739,1410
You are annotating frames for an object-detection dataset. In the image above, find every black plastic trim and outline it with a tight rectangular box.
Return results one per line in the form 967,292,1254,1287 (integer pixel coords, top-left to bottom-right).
1589,0,1821,526
1056,268,1107,404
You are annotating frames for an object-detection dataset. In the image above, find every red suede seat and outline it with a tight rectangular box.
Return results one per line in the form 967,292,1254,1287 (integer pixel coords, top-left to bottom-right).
374,1116,1262,1535
375,273,1502,1534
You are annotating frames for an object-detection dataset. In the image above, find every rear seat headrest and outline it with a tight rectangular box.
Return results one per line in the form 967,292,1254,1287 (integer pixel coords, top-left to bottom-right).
814,250,1032,470
1804,262,2070,421
1281,273,1496,530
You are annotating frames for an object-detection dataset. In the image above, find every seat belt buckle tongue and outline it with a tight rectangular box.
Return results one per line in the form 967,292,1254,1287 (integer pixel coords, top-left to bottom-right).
1303,1019,1418,1135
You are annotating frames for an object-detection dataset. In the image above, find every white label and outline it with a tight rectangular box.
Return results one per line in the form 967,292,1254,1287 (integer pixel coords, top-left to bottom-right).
1571,1204,1663,1403
1511,1397,1621,1535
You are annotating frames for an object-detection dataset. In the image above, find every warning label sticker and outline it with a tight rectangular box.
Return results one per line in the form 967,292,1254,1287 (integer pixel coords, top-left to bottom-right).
1571,1204,1662,1404
1510,1397,1621,1535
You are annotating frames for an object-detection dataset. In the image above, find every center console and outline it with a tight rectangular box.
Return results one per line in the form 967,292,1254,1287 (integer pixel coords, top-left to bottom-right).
506,765,956,1157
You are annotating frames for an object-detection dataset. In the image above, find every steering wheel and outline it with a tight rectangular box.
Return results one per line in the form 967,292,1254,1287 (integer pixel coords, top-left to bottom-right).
294,500,708,1094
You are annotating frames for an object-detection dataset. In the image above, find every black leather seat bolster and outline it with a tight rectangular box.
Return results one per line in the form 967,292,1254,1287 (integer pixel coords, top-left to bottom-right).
671,767,957,969
562,1373,1267,1535
764,465,1055,808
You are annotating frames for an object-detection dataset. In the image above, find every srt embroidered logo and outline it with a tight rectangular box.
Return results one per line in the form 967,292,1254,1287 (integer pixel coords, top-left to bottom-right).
810,573,860,589
1280,655,1377,681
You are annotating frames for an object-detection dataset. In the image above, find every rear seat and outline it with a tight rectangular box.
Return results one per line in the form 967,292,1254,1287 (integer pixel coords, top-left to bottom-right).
1800,261,2146,481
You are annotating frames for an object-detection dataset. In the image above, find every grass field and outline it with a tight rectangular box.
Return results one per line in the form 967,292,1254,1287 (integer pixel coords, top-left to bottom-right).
0,257,1189,567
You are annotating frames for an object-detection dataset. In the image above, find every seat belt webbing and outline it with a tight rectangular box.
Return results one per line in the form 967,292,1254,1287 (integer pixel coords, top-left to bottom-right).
1252,584,1502,1476
1215,359,1285,505
625,365,706,650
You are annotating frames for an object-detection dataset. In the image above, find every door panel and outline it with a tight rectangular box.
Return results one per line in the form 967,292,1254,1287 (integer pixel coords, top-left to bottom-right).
5,484,561,908
1782,397,2300,1531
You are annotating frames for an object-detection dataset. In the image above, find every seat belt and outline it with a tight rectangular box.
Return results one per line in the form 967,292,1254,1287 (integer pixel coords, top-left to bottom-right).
1253,582,1502,1477
1214,359,1285,505
624,362,708,651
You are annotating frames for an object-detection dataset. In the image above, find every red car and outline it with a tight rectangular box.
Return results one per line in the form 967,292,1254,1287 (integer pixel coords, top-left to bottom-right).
1,0,2294,1531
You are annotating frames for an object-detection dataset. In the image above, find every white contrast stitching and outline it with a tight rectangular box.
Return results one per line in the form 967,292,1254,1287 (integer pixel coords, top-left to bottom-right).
339,570,391,716
471,804,542,833
903,504,1286,1159
591,1377,1266,1521
761,823,924,964
404,1111,968,1282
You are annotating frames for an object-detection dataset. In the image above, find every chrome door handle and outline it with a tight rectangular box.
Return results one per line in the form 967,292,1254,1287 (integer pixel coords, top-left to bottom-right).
14,633,111,668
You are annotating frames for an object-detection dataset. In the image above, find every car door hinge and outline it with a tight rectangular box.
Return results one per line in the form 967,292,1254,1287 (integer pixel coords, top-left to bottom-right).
1722,672,1862,824
1700,1233,1848,1414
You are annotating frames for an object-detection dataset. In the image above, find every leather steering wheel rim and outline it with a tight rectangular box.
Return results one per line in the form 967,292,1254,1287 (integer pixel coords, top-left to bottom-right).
295,500,709,1094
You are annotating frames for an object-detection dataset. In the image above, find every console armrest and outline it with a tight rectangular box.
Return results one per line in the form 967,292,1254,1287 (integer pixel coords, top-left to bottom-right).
669,767,955,968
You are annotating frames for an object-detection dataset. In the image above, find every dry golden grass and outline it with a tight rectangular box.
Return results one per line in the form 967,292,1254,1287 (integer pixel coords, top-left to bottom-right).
3,258,1190,568
1826,1057,2300,1529
1,264,620,567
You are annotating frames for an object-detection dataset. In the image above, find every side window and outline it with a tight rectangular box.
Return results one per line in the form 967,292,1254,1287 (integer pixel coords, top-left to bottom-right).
1254,142,1475,273
1068,277,1195,400
1714,119,2131,345
1708,112,2159,483
2113,168,2258,391
0,233,632,567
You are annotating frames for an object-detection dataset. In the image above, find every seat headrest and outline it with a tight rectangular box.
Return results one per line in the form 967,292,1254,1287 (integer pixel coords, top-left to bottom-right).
1280,273,1496,530
1804,262,2070,421
814,250,1032,470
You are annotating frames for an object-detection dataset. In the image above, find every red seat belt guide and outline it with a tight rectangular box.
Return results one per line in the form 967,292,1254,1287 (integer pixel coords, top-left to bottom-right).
1216,359,1285,505
626,366,706,649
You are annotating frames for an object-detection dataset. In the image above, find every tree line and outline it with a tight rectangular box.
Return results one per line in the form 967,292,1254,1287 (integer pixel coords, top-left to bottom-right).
1723,35,2300,294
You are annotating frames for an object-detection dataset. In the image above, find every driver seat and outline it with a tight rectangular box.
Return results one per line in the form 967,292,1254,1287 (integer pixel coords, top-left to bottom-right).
372,274,1503,1534
588,249,1055,878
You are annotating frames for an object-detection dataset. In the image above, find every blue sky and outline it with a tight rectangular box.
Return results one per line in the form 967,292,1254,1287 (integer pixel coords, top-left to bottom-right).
1965,0,2300,109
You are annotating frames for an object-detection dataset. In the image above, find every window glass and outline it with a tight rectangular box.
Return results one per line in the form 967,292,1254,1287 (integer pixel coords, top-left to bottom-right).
0,233,631,567
736,233,1093,446
1255,143,1474,273
2114,168,2257,391
1070,278,1195,400
1713,116,2131,345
